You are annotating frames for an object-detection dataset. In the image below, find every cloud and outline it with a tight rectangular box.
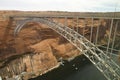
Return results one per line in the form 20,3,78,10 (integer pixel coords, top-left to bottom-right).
0,0,119,12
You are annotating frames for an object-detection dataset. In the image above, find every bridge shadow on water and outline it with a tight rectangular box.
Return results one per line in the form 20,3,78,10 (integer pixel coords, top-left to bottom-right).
30,55,107,80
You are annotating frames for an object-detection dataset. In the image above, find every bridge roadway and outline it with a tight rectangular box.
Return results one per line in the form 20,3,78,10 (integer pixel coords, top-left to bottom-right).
9,12,120,19
13,17,120,80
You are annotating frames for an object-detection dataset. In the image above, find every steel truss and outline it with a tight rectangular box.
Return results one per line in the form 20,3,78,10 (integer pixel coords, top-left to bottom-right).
14,18,120,80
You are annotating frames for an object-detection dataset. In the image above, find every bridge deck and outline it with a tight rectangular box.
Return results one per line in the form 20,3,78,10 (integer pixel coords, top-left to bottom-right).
9,12,120,19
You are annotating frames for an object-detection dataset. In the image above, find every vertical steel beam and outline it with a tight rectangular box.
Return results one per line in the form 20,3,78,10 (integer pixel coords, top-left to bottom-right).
106,19,114,55
76,17,79,33
83,19,86,37
95,20,100,46
65,17,68,30
90,18,94,42
72,18,74,31
110,21,119,53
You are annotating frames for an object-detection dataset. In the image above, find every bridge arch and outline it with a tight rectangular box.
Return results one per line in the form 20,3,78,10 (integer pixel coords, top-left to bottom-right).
14,18,120,80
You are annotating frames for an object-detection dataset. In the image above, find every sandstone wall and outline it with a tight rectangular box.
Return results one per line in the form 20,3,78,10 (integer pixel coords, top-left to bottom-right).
0,11,120,79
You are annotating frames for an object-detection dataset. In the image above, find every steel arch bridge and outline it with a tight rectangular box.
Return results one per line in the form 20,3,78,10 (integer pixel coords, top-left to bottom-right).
13,17,120,80
1,13,120,80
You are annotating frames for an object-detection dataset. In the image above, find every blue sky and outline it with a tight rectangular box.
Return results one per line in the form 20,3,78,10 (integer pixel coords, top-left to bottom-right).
0,0,120,12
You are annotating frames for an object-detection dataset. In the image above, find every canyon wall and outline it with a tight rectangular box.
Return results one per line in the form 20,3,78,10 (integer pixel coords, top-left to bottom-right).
0,11,120,79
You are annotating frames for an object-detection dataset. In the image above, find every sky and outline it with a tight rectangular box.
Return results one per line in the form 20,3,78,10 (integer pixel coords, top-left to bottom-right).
0,0,120,12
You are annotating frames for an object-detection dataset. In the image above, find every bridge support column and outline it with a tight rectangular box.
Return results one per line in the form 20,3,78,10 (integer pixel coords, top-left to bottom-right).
106,19,114,56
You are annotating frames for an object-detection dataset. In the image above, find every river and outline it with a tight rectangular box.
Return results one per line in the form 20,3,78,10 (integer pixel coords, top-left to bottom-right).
30,55,108,80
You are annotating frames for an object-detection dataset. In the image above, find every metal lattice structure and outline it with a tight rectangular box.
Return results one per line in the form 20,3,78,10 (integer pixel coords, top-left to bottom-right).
14,18,120,80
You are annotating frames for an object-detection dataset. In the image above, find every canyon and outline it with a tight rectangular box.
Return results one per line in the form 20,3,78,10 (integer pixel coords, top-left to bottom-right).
0,11,120,80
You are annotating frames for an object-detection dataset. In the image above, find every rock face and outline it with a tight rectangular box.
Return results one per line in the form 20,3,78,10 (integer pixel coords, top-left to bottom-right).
0,11,120,79
0,11,82,79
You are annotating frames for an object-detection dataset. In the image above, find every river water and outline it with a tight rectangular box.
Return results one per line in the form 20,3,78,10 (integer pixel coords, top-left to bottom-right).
30,55,108,80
